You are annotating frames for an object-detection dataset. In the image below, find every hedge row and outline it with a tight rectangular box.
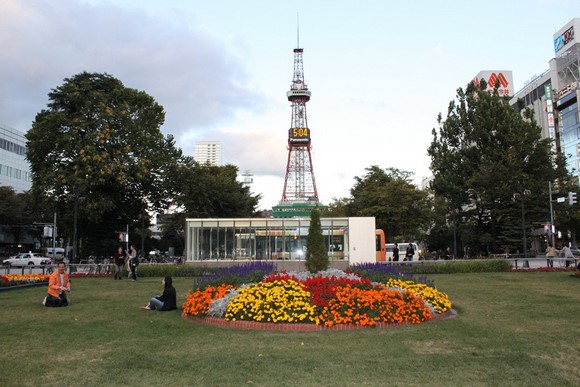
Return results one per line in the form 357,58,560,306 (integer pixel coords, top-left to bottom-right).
130,259,512,279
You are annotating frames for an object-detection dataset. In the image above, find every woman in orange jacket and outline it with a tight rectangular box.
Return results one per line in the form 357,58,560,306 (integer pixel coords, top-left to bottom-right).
44,261,71,307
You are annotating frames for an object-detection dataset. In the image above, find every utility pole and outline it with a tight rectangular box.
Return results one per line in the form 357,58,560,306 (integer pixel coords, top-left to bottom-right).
549,181,556,247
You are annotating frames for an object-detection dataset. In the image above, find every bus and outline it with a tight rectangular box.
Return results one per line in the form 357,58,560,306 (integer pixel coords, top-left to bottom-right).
375,229,386,262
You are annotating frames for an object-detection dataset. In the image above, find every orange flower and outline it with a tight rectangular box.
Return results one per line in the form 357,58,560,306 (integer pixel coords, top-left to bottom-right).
182,284,232,317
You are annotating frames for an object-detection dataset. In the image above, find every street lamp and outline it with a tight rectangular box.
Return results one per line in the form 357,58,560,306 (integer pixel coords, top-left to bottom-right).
513,187,531,259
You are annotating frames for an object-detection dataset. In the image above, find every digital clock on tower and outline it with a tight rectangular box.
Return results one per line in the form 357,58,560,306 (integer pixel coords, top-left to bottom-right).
289,127,310,143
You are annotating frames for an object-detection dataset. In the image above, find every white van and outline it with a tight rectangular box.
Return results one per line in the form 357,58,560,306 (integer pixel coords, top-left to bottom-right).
385,243,421,261
43,247,65,260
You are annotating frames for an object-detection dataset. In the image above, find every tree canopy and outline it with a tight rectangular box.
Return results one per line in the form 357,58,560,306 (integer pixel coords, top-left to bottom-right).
26,72,181,256
159,160,261,238
324,166,431,243
428,80,576,255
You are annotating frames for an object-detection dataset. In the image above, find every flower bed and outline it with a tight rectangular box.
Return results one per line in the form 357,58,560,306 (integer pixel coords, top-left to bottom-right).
182,265,453,329
0,272,111,289
0,274,49,287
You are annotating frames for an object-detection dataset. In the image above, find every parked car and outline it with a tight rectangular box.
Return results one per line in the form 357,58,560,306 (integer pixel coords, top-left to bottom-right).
2,252,52,267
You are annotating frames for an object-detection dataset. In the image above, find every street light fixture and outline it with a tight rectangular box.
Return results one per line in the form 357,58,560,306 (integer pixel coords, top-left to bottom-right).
513,187,531,259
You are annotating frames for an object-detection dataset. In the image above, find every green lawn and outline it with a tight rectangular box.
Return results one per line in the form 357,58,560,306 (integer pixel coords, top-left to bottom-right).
1,273,579,386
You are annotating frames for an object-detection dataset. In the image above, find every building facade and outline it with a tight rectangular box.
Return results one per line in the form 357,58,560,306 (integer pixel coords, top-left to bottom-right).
193,141,223,166
0,123,32,192
184,217,377,265
510,18,580,182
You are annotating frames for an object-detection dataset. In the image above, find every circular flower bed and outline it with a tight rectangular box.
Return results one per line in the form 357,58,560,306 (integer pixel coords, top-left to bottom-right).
182,268,453,328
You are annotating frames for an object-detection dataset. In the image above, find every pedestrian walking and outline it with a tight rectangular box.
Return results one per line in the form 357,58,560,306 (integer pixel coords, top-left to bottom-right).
405,243,415,261
392,243,399,262
127,244,139,281
113,246,125,280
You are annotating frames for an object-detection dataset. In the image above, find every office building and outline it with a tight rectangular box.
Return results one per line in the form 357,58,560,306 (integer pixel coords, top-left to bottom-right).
194,141,223,166
0,123,32,192
511,18,580,181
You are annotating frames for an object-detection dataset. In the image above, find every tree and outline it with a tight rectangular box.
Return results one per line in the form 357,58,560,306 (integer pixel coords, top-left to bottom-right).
26,72,181,260
346,166,431,242
305,206,328,273
0,187,33,252
160,159,261,240
428,80,573,255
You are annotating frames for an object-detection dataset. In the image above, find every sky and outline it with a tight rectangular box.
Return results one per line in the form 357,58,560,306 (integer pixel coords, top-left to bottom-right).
1,0,577,210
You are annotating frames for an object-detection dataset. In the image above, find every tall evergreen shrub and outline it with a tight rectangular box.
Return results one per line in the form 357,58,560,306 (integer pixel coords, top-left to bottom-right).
305,206,328,273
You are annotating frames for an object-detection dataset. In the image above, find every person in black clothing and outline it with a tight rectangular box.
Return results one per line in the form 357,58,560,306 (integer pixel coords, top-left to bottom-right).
141,276,177,311
113,246,125,280
405,244,415,261
392,243,399,262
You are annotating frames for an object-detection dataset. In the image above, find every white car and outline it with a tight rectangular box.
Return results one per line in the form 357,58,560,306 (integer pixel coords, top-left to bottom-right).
3,252,52,267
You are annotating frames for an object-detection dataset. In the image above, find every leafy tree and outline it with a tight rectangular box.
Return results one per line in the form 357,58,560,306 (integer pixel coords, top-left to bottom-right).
346,166,431,242
0,187,33,251
0,188,54,253
321,197,350,217
305,206,328,273
162,159,261,237
428,80,574,255
26,72,181,260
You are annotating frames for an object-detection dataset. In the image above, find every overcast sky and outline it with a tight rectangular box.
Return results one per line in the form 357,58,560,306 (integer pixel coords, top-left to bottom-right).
1,0,577,209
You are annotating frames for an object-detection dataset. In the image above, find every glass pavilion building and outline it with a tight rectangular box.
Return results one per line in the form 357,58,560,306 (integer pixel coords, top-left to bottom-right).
184,217,377,265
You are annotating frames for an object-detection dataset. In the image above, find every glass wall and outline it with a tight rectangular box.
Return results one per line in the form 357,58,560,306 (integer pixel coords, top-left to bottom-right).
185,218,349,261
558,101,580,178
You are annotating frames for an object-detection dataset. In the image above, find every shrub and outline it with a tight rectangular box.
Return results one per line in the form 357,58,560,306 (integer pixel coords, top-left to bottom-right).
348,262,434,286
404,259,512,274
134,264,215,278
305,206,328,273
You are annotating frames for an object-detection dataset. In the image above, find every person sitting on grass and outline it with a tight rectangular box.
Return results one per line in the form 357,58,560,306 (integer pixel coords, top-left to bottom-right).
141,276,177,311
44,261,70,307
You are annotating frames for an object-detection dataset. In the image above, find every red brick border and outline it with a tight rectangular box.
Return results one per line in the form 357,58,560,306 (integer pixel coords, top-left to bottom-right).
183,309,457,331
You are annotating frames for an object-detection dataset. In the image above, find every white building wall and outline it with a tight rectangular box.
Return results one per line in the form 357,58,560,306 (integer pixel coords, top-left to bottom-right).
346,217,376,265
0,123,32,192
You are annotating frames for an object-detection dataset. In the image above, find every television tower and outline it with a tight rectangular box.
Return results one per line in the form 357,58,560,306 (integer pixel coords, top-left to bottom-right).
280,44,319,203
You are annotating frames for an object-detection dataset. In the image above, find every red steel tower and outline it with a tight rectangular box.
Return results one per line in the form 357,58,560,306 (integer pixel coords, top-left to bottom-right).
281,46,319,203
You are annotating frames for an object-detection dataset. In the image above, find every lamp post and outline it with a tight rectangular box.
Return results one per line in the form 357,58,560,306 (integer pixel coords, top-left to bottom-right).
549,181,556,247
513,187,531,259
72,187,79,263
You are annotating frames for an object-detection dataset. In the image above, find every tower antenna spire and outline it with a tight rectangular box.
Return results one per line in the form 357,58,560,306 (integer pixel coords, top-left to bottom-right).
296,13,300,48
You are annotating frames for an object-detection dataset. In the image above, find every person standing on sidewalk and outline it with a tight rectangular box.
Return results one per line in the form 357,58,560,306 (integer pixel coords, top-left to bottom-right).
113,246,125,280
405,244,415,261
560,243,575,268
127,244,139,281
545,244,556,268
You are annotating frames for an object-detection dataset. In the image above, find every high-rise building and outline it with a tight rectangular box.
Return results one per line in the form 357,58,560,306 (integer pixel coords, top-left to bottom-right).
550,18,580,179
194,141,223,166
510,18,580,182
0,123,32,192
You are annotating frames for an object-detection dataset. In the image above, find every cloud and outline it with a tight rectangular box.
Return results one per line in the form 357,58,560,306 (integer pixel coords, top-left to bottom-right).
0,0,267,137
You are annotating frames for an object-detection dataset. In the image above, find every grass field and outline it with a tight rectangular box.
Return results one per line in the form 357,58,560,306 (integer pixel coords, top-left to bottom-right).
1,272,579,386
